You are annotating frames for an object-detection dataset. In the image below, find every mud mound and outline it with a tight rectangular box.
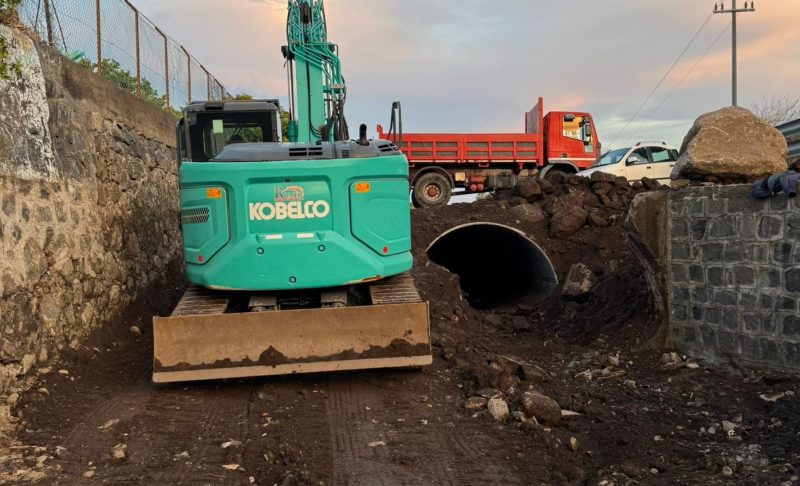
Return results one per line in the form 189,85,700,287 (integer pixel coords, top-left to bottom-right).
412,174,662,348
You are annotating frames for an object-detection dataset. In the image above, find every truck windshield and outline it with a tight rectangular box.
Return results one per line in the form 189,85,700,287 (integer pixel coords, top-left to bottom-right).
593,148,629,167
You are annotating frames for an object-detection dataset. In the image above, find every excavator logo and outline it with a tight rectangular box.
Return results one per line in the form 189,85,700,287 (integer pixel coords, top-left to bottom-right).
249,185,330,221
274,185,305,202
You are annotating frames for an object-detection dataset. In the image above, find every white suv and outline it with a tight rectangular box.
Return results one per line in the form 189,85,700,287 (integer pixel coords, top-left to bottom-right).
576,141,678,186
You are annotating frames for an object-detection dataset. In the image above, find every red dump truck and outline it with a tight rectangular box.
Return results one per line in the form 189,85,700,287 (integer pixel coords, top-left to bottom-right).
376,98,601,207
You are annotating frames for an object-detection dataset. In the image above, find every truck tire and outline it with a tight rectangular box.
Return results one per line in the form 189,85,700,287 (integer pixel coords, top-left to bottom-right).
413,172,452,207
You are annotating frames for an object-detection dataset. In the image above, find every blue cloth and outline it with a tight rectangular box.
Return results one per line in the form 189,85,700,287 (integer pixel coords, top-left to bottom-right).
751,170,800,199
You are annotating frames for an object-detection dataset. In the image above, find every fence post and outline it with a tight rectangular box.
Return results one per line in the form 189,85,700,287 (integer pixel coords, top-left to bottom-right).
43,0,53,45
182,47,191,103
159,29,169,110
133,7,141,97
95,0,102,76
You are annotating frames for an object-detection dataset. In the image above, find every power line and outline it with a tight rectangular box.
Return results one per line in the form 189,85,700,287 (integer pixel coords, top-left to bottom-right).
623,21,731,146
608,12,713,148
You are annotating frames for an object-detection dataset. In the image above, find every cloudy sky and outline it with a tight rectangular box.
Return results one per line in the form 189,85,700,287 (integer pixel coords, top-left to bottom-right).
131,0,799,150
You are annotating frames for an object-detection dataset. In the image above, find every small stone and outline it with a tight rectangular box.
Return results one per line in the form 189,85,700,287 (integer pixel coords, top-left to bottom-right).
36,455,48,465
58,369,69,375
661,352,681,365
367,441,386,447
685,362,700,369
708,426,716,435
54,446,67,459
82,470,95,478
722,466,733,477
561,410,582,420
624,380,636,388
464,396,488,411
607,355,620,367
221,439,242,449
475,388,504,399
37,387,49,396
99,418,120,430
129,326,142,335
487,397,510,423
6,392,19,406
569,437,579,451
21,354,36,375
110,444,127,460
222,464,241,471
174,451,190,459
650,468,660,475
722,421,736,432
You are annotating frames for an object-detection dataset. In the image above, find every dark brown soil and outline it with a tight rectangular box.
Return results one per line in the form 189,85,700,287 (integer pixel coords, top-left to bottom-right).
5,176,800,485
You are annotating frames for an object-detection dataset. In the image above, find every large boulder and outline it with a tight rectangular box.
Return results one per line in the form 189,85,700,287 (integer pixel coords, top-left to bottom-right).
671,107,788,181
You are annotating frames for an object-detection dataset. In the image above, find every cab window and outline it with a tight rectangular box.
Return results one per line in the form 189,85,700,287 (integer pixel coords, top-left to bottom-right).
562,115,585,140
188,111,277,162
649,146,677,163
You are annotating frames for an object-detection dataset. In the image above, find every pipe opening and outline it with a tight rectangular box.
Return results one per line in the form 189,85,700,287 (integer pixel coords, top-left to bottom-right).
426,223,558,310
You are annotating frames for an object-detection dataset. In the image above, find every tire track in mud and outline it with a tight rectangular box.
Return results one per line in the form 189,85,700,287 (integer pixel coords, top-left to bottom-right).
324,368,522,486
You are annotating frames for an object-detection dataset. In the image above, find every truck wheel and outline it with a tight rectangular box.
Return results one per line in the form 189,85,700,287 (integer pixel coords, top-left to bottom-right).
410,192,422,208
413,172,452,207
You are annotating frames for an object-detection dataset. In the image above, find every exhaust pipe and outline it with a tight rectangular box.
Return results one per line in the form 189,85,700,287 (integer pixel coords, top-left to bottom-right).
426,223,558,310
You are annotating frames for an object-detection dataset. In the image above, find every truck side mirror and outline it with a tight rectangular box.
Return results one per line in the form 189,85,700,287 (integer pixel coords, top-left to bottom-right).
626,156,640,165
582,122,592,144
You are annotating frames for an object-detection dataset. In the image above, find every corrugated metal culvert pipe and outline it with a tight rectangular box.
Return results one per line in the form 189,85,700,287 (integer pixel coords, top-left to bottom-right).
426,223,558,310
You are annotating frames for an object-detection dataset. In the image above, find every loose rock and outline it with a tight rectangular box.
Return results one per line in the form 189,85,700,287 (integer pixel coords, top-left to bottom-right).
520,391,561,426
551,206,588,239
510,203,546,224
487,397,509,423
464,396,488,410
517,177,542,200
110,443,127,460
561,263,595,299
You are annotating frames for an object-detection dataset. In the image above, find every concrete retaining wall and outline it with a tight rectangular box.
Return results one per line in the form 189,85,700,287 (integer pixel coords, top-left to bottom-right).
0,25,182,389
668,184,800,372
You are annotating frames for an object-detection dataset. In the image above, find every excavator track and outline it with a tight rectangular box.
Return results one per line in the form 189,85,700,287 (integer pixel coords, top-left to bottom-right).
152,274,431,383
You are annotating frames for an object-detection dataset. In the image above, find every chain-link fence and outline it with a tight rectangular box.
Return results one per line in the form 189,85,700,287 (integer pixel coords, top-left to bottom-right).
17,0,231,114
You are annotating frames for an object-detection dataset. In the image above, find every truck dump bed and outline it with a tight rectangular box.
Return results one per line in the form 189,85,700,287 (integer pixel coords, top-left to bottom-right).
377,98,544,167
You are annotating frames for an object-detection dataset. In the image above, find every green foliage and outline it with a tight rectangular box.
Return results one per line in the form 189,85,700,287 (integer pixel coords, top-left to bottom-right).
0,0,23,81
0,36,22,80
79,58,167,109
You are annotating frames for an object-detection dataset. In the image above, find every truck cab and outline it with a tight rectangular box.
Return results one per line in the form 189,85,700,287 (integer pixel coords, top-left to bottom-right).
540,111,601,177
576,141,679,185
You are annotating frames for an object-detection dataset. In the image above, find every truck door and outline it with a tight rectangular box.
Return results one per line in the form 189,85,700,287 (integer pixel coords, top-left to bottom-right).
622,147,653,181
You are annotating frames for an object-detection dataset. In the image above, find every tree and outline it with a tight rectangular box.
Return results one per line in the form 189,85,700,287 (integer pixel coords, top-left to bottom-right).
748,93,800,126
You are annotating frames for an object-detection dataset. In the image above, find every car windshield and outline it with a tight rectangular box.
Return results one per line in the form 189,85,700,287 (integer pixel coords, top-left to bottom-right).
593,148,629,167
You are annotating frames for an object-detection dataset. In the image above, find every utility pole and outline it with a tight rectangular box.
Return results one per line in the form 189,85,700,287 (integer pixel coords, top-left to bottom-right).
713,1,755,106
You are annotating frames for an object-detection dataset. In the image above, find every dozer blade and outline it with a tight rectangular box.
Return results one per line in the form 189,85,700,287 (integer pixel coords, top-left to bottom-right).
152,280,431,383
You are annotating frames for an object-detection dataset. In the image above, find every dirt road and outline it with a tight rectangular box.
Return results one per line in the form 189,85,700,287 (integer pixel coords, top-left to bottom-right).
4,178,800,485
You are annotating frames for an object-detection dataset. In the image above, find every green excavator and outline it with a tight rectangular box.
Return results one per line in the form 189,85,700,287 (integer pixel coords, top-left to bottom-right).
152,0,431,383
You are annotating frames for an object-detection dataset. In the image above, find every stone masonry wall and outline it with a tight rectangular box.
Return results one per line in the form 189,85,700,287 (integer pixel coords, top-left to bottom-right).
668,184,800,372
0,24,182,391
